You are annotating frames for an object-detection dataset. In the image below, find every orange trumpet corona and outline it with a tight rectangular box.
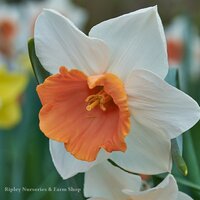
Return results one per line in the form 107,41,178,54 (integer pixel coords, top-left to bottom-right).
37,66,130,161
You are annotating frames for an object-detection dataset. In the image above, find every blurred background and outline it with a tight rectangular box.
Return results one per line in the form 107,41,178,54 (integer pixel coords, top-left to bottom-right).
0,0,199,199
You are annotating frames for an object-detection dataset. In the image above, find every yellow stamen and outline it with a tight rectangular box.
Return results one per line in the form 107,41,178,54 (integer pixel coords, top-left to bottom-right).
85,89,112,111
86,99,100,111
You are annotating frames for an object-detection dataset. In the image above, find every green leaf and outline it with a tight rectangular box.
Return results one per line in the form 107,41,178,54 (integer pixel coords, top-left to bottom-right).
28,38,50,84
176,176,200,192
183,131,200,185
171,138,188,176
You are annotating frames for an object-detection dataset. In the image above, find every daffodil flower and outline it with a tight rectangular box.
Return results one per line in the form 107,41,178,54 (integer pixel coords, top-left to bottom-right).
0,68,27,129
34,7,200,178
84,162,192,200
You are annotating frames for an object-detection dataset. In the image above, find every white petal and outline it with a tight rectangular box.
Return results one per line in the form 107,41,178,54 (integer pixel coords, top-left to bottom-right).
49,140,108,179
111,118,171,175
123,174,178,200
89,6,168,81
35,9,109,75
177,192,193,200
125,69,200,139
84,161,141,200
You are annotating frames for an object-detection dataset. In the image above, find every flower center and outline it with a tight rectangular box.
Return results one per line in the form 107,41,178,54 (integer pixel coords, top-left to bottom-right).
37,67,131,161
85,89,112,111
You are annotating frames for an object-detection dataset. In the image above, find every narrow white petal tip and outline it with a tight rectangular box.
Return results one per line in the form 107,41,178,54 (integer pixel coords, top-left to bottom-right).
89,5,168,80
42,8,50,12
167,174,175,182
40,8,56,15
44,8,64,16
198,106,200,116
153,5,158,11
40,9,64,19
143,5,158,14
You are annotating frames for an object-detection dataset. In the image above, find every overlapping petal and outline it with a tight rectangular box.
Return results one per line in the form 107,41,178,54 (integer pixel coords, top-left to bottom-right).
85,164,192,200
89,6,168,80
125,69,200,139
84,161,141,200
49,140,109,179
35,9,109,75
110,118,171,175
122,175,182,200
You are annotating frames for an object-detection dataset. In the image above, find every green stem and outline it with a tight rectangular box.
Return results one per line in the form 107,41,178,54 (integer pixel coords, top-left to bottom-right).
108,159,138,176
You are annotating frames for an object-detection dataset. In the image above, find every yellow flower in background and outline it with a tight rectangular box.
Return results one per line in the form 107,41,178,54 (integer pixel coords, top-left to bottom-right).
0,68,27,129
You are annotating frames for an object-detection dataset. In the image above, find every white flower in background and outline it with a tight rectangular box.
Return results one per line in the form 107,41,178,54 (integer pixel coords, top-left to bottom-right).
0,3,29,71
34,7,200,179
0,3,32,72
0,0,87,55
165,16,200,81
84,162,192,200
26,0,88,31
0,4,19,59
165,17,186,67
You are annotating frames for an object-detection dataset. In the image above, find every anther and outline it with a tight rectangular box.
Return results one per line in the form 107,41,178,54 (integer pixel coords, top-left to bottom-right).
85,89,111,111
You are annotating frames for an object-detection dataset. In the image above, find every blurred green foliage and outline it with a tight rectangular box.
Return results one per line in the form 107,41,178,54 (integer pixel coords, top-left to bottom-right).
0,77,86,200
